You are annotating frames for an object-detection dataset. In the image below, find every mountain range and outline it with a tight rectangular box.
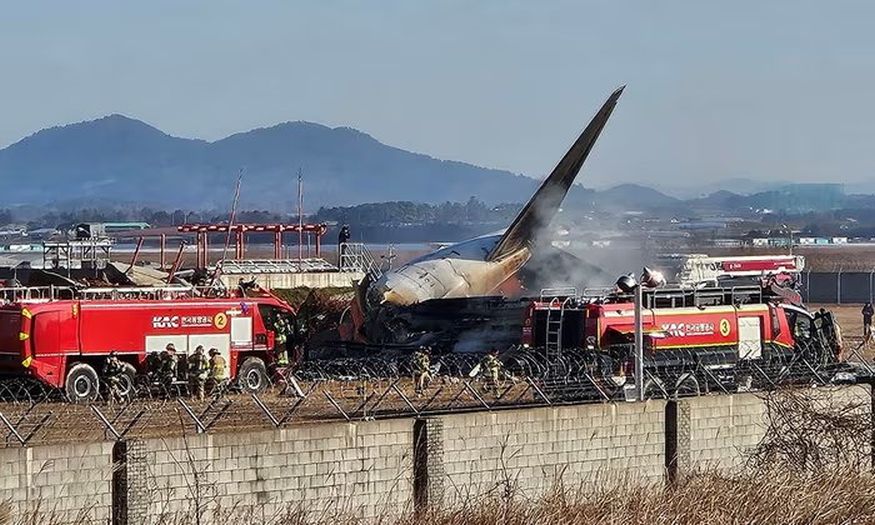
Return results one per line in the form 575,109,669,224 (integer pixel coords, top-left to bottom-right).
0,115,541,210
0,115,865,213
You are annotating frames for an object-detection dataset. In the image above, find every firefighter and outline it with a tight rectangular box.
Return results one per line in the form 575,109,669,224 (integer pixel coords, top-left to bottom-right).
145,351,162,382
338,224,351,267
159,343,178,391
291,315,310,365
411,346,432,396
207,348,229,395
480,348,503,393
863,302,874,340
274,316,290,367
102,351,125,403
188,345,209,401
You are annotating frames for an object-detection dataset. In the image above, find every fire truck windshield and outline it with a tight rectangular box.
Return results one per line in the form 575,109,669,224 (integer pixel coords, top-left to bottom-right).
258,305,294,333
786,310,812,340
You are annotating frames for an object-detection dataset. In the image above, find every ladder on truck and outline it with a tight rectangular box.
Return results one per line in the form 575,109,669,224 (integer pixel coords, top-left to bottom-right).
77,286,196,301
640,285,765,309
0,286,76,302
540,287,577,360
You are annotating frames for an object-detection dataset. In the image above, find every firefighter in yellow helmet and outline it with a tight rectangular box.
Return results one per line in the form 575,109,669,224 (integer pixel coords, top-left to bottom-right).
207,348,229,395
480,348,503,394
411,346,432,396
188,345,209,401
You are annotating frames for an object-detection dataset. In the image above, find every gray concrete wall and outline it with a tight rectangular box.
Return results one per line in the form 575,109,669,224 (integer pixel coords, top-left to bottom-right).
682,392,768,471
0,441,114,523
425,401,666,507
679,384,872,472
0,385,871,523
132,420,412,523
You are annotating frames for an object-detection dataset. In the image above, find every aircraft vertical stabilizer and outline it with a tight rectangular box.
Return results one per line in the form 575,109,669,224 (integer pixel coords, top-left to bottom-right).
487,86,624,262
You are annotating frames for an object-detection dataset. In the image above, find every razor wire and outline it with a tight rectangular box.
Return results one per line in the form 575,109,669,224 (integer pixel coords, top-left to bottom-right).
0,341,869,448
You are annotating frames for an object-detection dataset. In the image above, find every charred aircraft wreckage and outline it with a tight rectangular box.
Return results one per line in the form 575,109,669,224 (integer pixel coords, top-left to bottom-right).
326,88,853,399
344,87,625,350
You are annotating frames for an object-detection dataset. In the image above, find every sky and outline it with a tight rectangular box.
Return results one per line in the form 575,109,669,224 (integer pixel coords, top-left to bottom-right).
1,1,874,191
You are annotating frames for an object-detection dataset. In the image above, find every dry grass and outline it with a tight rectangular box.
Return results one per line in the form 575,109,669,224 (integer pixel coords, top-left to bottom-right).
402,471,875,525
7,472,875,525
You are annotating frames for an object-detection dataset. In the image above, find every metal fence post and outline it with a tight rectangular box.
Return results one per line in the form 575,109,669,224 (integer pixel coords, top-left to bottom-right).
805,270,811,303
634,285,645,401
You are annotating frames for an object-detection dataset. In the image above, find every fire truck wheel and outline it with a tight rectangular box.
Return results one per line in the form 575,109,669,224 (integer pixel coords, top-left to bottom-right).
65,362,100,403
239,357,269,393
116,363,138,399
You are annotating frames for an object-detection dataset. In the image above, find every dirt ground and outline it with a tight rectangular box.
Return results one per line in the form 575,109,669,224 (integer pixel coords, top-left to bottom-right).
810,303,865,338
0,377,538,448
809,303,875,362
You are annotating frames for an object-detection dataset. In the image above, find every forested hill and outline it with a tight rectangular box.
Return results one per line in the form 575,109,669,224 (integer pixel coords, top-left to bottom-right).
0,115,540,209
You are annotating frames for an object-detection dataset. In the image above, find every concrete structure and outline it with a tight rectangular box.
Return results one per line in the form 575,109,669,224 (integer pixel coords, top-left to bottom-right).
0,441,114,523
420,401,666,508
126,420,413,523
0,385,870,524
217,269,364,289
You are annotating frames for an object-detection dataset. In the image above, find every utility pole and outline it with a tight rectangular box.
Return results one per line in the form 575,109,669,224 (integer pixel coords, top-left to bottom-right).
297,168,304,261
634,283,644,402
220,171,243,265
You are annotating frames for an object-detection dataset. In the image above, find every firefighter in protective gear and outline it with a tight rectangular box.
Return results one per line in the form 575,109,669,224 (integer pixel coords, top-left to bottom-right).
480,348,503,393
274,316,290,367
411,346,432,396
159,344,178,391
338,224,351,267
863,302,874,340
207,348,229,395
102,351,125,403
188,345,209,401
145,351,161,382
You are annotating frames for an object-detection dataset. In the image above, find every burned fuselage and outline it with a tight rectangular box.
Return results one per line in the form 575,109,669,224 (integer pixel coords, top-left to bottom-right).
348,87,625,346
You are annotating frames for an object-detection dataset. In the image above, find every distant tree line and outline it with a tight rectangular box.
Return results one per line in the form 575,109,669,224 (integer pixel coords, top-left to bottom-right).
2,198,524,231
15,208,288,230
312,197,521,226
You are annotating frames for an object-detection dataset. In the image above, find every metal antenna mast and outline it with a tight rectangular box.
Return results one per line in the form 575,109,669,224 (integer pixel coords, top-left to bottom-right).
220,170,244,264
297,168,304,261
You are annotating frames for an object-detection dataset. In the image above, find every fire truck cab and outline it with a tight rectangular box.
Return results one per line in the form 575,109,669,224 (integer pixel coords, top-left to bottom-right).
0,287,297,402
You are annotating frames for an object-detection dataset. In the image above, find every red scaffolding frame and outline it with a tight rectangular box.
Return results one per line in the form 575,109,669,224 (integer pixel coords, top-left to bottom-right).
177,223,329,269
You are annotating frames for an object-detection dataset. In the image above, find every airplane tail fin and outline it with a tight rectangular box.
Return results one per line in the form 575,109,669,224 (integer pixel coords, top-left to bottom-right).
487,86,624,262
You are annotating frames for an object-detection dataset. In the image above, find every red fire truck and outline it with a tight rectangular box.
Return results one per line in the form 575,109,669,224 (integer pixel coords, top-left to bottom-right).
0,287,296,401
522,285,843,388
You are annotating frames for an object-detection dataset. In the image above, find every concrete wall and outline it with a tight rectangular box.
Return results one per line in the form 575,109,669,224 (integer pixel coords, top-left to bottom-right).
682,392,768,471
678,384,872,472
0,385,871,524
130,420,412,523
0,441,114,523
425,401,666,507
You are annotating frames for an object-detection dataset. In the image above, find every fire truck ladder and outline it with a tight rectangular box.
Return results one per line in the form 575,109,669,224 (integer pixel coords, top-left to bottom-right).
0,286,75,302
540,288,577,360
77,286,196,301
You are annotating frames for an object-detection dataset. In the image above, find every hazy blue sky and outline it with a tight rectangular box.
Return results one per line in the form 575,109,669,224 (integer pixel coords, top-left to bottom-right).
1,1,874,189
